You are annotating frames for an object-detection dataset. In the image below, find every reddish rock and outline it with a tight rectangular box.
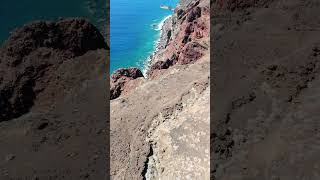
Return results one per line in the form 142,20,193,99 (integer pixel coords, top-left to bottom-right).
178,42,206,64
148,1,209,78
110,68,144,100
111,68,143,82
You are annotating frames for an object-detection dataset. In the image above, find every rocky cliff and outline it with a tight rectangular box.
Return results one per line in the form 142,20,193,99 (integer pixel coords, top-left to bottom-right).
110,0,210,179
147,0,210,78
0,18,108,179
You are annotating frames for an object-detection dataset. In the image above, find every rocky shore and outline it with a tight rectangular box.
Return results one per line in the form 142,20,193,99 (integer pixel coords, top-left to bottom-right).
0,18,108,179
110,0,210,179
110,0,210,99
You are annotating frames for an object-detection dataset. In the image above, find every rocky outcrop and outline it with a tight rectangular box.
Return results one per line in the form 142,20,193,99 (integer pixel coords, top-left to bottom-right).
110,0,210,100
0,18,107,121
110,68,144,100
178,41,207,64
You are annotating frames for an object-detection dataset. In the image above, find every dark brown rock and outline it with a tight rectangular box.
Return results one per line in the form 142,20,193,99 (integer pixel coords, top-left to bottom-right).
147,54,179,78
187,7,201,22
0,18,107,122
110,68,144,100
150,59,174,71
177,9,185,19
147,0,209,79
214,0,273,11
111,68,143,82
1,18,107,67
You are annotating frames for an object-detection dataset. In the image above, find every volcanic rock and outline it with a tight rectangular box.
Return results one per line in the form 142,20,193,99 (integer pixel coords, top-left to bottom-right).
110,68,144,100
0,18,107,122
178,41,207,64
147,0,210,77
111,68,143,82
214,0,273,11
212,0,320,179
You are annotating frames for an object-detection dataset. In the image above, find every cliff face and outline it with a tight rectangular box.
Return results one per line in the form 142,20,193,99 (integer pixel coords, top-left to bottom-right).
147,0,210,78
212,0,320,179
0,19,108,179
110,0,210,179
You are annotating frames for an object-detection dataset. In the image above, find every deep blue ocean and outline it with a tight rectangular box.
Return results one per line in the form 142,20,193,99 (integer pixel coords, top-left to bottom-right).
0,0,106,44
110,0,178,73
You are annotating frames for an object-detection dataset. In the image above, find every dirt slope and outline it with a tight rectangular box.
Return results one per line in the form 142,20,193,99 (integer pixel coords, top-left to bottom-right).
111,54,210,179
0,19,109,180
212,0,320,179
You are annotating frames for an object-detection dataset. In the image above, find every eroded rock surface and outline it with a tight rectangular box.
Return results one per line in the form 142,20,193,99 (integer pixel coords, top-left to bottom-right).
0,18,107,121
212,0,320,179
110,68,144,100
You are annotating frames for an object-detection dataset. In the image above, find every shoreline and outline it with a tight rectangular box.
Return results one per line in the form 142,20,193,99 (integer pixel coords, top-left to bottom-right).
142,14,173,76
154,15,172,31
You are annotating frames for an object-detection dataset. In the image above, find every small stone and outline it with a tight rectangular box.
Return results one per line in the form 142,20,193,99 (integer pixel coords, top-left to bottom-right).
37,122,48,130
5,154,15,162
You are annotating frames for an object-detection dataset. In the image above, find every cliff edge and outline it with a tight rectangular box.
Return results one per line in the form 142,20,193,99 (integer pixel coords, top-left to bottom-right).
110,0,210,179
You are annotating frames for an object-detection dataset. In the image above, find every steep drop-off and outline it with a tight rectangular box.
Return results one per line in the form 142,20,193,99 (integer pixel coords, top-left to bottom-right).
110,0,210,179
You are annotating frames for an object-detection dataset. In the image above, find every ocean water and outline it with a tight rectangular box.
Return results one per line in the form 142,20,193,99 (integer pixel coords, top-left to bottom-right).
110,0,179,73
0,0,106,44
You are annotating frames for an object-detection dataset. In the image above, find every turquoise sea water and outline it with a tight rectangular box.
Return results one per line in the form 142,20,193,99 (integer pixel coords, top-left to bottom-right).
110,0,178,73
0,0,106,44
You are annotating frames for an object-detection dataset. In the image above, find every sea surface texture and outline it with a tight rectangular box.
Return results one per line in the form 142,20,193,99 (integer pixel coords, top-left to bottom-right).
110,0,178,73
0,0,106,44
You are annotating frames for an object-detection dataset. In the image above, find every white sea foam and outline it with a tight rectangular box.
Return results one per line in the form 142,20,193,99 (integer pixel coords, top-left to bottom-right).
142,15,172,76
154,15,171,31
